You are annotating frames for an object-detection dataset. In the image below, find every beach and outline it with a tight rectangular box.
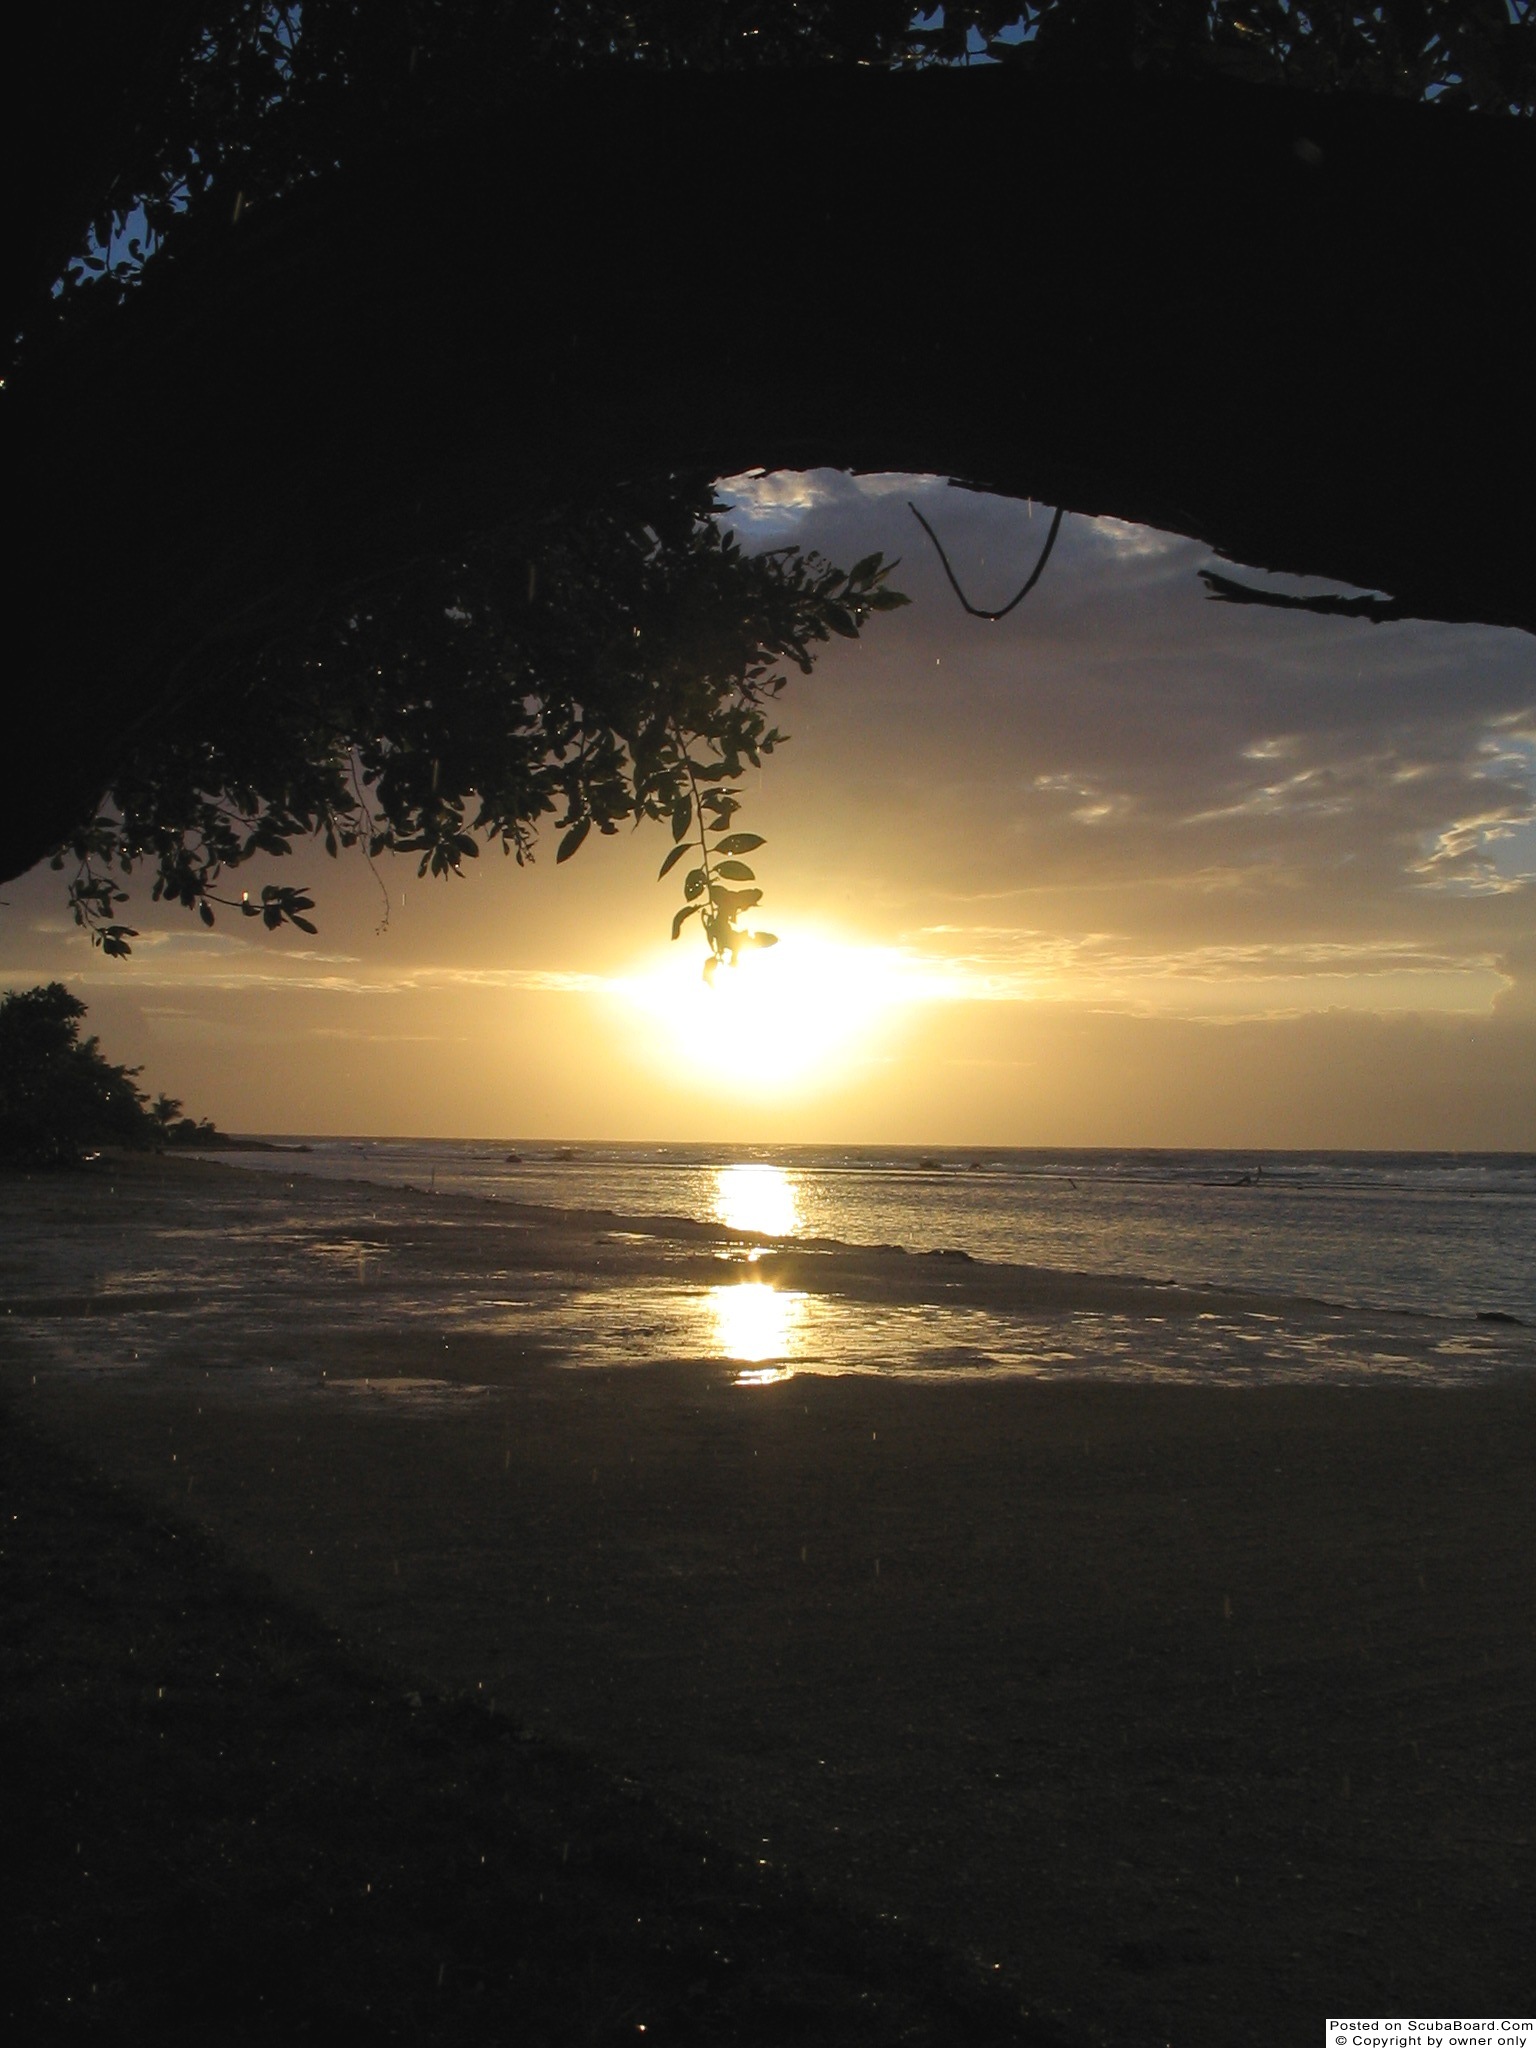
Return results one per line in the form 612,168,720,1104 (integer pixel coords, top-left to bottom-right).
4,1155,1534,2045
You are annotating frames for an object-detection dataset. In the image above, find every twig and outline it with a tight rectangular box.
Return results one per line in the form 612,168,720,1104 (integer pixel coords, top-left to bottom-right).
346,753,392,932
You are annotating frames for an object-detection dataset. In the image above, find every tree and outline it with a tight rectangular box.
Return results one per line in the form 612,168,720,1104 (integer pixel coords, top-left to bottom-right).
8,4,1533,942
24,3,1531,361
0,985,158,1167
150,1093,184,1131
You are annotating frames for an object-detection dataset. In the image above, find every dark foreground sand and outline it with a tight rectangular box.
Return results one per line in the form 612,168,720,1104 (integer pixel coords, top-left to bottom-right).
3,1158,1533,2046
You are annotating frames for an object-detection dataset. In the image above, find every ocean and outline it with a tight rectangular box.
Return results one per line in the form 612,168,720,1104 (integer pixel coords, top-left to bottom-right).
224,1139,1536,1324
5,1142,1533,1391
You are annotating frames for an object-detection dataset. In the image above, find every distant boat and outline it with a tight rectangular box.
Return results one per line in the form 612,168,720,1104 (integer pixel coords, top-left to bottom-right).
504,1152,524,1164
918,1157,944,1170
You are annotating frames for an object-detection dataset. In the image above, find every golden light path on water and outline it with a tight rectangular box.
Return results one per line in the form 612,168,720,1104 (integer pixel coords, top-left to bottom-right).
709,1282,804,1381
713,1161,800,1238
709,1163,803,1381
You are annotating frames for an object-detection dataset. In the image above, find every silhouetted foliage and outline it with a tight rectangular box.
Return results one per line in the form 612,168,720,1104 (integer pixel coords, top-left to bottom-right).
10,1,1530,969
54,481,906,966
149,1092,184,1133
0,986,158,1167
42,3,1531,341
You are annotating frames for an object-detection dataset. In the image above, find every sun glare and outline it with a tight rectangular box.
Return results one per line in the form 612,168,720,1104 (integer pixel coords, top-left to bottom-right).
715,1162,798,1237
710,1280,804,1365
620,932,912,1090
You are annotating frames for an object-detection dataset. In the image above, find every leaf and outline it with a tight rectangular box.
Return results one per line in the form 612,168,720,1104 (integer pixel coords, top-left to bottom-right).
824,606,858,638
671,903,700,940
713,833,764,855
671,796,693,843
848,552,884,585
684,868,707,901
715,861,755,881
556,817,591,863
745,931,778,949
198,902,215,926
709,885,762,911
657,843,690,880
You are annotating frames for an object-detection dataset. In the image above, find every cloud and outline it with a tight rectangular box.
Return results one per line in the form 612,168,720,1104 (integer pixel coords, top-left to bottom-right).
890,926,1510,1018
5,961,619,999
715,470,841,525
1411,809,1535,895
1088,517,1182,560
47,917,1501,1027
1024,772,1137,827
715,468,945,535
1181,761,1362,825
305,1029,449,1043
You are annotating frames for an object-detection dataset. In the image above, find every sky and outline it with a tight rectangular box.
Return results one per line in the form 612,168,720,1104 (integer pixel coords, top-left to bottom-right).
4,471,1534,1147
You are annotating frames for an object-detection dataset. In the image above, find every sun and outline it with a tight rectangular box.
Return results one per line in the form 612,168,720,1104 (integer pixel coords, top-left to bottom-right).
618,929,911,1089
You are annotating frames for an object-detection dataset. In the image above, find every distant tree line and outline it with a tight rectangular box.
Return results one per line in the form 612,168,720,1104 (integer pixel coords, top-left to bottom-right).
0,985,221,1168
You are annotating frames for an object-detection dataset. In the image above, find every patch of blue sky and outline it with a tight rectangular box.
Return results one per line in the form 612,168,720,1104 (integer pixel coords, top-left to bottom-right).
910,7,1039,62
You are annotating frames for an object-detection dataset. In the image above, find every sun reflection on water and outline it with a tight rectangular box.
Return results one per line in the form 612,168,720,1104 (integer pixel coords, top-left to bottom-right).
715,1162,799,1238
710,1280,804,1369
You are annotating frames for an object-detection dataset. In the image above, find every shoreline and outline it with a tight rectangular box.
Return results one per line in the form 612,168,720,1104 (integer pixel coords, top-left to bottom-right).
3,1154,1526,1398
4,1156,1534,2043
159,1138,1536,1327
42,1146,1533,1332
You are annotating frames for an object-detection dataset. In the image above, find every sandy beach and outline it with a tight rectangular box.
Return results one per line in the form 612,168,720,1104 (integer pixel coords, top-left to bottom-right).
4,1155,1533,2045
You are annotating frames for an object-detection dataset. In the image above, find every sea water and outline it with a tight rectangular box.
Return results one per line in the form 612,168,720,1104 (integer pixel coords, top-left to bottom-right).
221,1140,1536,1326
8,1142,1532,1391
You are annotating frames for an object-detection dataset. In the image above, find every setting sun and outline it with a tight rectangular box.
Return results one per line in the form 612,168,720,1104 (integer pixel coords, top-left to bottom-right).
618,932,917,1090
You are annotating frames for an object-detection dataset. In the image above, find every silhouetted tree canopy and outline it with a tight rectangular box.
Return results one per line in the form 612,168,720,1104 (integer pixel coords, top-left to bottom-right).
55,483,905,958
0,986,159,1167
9,2,1533,950
28,2,1533,351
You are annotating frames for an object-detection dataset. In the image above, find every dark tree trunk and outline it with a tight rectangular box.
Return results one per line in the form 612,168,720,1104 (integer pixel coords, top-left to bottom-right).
12,66,1533,884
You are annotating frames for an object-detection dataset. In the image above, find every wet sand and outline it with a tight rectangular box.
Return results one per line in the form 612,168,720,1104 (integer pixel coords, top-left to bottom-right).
4,1157,1534,2045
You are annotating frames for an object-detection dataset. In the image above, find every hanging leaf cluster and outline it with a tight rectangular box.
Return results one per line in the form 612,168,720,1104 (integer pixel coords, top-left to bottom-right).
661,802,777,982
652,547,906,977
